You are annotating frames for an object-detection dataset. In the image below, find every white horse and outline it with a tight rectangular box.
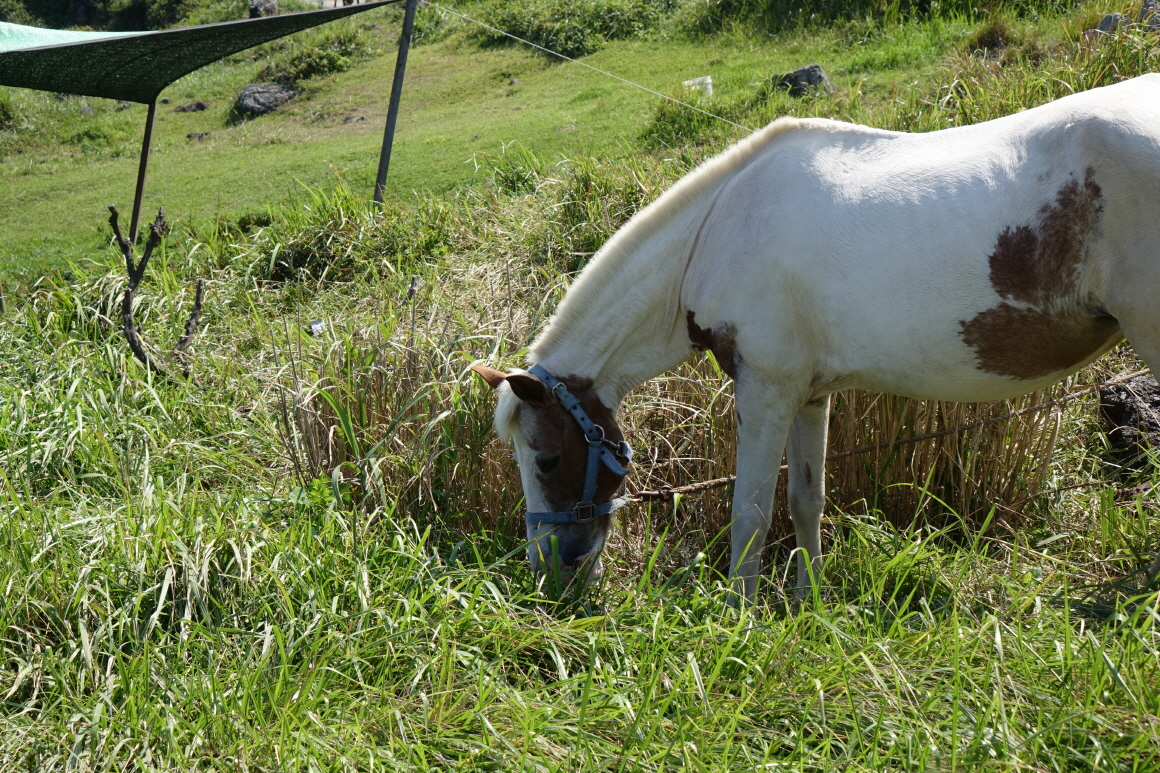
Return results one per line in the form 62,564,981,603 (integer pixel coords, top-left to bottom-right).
474,75,1160,600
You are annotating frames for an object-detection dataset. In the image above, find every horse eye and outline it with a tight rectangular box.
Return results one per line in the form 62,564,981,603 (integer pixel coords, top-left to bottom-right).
535,454,561,474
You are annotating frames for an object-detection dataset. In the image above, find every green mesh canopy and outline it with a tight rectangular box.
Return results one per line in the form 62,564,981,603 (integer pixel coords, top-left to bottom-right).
0,1,398,104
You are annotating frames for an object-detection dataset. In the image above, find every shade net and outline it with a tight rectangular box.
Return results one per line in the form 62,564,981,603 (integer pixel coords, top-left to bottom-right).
0,0,398,104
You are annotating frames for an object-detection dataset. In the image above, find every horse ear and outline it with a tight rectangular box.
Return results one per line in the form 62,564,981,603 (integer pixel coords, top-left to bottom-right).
471,363,508,390
506,373,553,407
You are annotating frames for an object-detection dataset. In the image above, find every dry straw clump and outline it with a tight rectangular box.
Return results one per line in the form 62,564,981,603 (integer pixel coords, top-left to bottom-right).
617,357,1064,571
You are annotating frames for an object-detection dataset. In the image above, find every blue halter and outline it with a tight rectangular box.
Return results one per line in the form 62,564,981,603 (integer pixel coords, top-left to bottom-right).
524,365,633,526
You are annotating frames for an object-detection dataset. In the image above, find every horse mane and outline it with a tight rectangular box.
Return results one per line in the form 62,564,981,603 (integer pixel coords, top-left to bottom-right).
529,116,828,361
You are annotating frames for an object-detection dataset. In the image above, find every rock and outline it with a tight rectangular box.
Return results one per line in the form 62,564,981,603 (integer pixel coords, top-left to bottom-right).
1140,0,1160,30
186,132,211,141
682,75,713,98
1098,12,1132,33
510,78,521,85
1099,375,1160,459
80,106,94,116
342,115,366,124
174,100,208,113
776,64,831,97
235,83,297,117
249,0,277,18
160,97,171,105
117,101,132,111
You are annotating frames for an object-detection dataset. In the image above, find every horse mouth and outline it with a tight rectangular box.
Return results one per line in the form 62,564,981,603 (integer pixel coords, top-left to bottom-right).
550,549,604,586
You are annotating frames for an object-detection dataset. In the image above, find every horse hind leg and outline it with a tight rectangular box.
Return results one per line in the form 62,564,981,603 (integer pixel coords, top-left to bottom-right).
786,396,830,594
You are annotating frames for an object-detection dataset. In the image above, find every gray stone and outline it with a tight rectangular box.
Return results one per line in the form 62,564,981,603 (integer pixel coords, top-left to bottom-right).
249,0,277,18
1099,375,1160,459
1140,0,1160,30
80,106,94,116
1098,12,1132,33
174,100,208,113
342,115,366,124
235,83,297,117
186,132,211,141
776,64,831,97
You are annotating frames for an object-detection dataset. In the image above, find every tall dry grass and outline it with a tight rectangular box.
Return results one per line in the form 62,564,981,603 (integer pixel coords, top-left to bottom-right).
273,309,1076,574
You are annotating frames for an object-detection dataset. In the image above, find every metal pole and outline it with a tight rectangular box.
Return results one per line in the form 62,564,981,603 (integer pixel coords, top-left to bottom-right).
130,101,157,243
373,0,418,205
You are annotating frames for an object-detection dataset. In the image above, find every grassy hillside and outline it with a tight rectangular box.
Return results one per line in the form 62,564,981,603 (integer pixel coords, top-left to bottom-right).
1,0,1006,279
2,0,1159,770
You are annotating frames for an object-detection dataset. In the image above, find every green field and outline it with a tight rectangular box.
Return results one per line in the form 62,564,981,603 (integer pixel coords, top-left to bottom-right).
0,0,978,278
2,0,1159,770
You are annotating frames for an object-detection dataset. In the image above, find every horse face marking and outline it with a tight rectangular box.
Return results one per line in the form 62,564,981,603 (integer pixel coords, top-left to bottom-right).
473,366,627,580
960,168,1121,379
687,310,741,379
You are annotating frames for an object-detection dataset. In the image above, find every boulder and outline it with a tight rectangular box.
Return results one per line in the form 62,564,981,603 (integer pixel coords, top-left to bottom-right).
235,83,297,117
1099,375,1160,459
682,75,713,97
1140,0,1160,30
1098,12,1132,33
249,0,277,18
776,64,831,97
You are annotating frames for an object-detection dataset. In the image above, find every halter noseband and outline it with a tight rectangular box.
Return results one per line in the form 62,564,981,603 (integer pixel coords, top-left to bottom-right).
524,365,633,526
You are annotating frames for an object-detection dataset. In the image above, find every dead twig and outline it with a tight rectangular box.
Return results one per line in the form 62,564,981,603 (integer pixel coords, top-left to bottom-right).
111,204,204,381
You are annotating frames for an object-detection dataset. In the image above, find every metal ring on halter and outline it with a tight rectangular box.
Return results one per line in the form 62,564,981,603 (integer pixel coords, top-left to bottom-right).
523,364,633,526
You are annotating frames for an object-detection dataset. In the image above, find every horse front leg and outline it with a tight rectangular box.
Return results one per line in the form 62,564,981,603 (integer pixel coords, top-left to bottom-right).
786,396,830,594
729,384,797,602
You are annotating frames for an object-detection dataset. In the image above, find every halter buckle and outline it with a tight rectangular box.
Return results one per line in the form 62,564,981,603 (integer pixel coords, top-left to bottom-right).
573,502,596,523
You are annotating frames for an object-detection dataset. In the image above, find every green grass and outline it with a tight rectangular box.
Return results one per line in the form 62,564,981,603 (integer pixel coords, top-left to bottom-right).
2,0,1160,769
0,1,979,280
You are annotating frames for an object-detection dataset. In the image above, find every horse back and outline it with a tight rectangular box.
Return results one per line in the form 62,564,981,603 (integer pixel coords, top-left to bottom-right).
680,77,1160,401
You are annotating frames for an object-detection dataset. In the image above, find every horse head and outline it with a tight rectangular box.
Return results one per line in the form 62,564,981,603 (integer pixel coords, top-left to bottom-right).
472,364,631,589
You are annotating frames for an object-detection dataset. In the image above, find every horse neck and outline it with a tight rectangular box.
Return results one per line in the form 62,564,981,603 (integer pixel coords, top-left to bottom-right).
531,202,707,407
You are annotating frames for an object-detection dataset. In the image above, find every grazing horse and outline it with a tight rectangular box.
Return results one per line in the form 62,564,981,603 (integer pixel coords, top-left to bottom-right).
474,75,1160,600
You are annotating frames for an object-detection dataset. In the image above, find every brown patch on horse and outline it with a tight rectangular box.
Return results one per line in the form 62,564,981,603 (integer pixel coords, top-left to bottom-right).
523,374,627,514
803,463,812,486
961,304,1120,379
686,310,741,379
960,168,1121,379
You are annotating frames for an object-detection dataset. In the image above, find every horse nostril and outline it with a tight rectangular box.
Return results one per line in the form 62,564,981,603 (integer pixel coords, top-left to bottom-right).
535,454,561,474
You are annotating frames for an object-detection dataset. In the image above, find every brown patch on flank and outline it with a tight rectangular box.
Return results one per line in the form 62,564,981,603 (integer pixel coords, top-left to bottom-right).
686,310,741,379
960,168,1122,379
804,463,813,485
961,304,1120,379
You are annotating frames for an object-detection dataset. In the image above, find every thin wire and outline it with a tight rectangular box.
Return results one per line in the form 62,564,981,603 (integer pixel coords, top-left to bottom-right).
421,0,755,134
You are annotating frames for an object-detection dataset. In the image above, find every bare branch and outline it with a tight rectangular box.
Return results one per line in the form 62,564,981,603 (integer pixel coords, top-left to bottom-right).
111,205,204,382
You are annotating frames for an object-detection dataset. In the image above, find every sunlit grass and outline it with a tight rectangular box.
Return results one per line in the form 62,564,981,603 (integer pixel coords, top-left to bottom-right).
2,0,1160,769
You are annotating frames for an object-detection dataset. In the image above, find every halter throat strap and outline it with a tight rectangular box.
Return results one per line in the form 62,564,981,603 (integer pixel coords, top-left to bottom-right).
524,365,632,525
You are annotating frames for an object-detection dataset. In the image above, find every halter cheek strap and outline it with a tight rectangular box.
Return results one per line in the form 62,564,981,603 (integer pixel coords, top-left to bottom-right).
524,365,633,526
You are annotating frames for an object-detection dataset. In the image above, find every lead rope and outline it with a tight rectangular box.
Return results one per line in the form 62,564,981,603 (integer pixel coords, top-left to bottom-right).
630,368,1152,502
